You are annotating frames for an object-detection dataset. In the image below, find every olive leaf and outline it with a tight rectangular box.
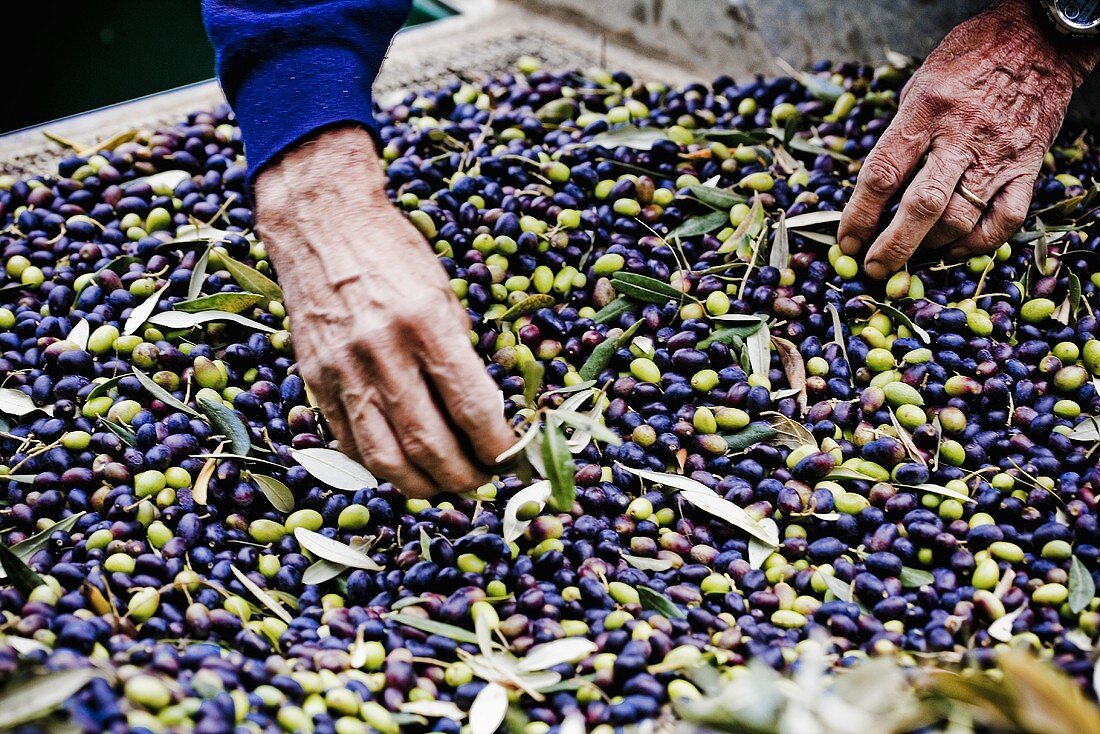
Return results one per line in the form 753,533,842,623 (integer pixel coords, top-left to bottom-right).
124,282,170,335
592,296,633,325
821,572,854,603
619,465,778,546
0,667,100,730
121,169,189,192
694,129,769,146
100,419,137,448
2,512,86,580
386,612,481,645
291,447,377,491
825,303,853,385
1068,555,1095,614
724,423,779,452
88,374,128,401
302,560,346,585
579,318,643,381
65,318,90,350
191,446,220,506
496,421,542,465
762,411,817,451
249,473,295,513
746,324,771,378
622,553,675,572
293,528,383,570
611,272,689,304
908,482,974,504
550,409,621,447
697,318,765,349
218,252,284,304
857,297,930,344
768,212,789,270
197,395,251,455
0,543,45,594
780,210,843,229
999,648,1100,734
1034,219,1050,274
0,388,52,417
1068,416,1100,442
586,125,668,150
188,245,211,300
887,408,926,467
987,605,1025,642
93,255,143,279
668,210,730,239
469,681,510,734
542,420,575,512
230,566,293,624
771,336,806,414
748,517,779,569
825,466,877,482
399,700,466,721
1068,271,1082,317
899,567,934,588
175,292,264,315
146,310,276,334
637,586,686,619
686,185,747,210
133,367,200,417
498,294,555,322
518,352,544,408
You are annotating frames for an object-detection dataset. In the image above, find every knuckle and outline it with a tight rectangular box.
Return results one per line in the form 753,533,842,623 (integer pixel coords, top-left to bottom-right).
909,185,951,218
859,158,905,196
939,211,976,237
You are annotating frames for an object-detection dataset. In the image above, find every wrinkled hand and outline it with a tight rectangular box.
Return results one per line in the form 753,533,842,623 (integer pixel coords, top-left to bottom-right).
838,0,1099,278
255,125,515,497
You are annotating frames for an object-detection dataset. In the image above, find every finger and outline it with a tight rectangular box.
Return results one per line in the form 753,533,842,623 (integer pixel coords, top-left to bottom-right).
947,176,1034,257
838,119,930,256
363,343,492,494
305,364,359,458
863,148,968,278
922,173,998,250
344,393,439,499
420,306,516,467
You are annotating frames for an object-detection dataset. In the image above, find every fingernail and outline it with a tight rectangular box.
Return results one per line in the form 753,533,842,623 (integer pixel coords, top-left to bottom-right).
864,260,887,280
839,236,861,255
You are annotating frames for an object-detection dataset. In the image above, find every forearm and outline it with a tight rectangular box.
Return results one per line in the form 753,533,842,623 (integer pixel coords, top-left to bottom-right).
201,0,411,184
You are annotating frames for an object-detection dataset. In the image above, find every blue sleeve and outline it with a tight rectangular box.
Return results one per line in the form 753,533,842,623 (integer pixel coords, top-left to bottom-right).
202,0,412,183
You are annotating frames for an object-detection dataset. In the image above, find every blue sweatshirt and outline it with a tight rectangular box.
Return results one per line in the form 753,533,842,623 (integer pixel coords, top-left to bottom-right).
202,0,411,183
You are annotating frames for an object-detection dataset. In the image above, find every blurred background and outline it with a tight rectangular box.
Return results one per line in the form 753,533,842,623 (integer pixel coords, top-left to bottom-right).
0,0,458,134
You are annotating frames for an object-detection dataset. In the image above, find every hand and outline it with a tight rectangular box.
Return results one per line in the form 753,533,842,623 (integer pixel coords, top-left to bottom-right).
838,0,1100,278
254,125,516,498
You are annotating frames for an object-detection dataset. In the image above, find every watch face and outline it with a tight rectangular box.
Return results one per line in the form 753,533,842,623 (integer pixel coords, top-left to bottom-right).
1054,0,1100,30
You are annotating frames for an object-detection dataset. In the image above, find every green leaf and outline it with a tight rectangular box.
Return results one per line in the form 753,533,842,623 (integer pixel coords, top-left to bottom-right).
746,321,771,377
133,367,200,417
551,409,622,446
124,282,169,335
611,272,688,304
121,169,190,192
621,554,675,572
1068,271,1082,317
592,297,634,325
293,527,383,570
768,212,789,270
0,388,52,417
697,320,765,349
219,253,284,304
197,395,252,455
302,559,346,585
386,612,480,645
542,420,575,512
693,129,768,146
821,572,854,602
1068,555,1095,614
909,482,975,504
146,310,276,334
800,74,845,102
899,567,934,588
723,423,778,452
1068,415,1100,441
175,292,264,314
95,255,143,277
9,513,85,568
188,245,211,300
668,210,729,239
519,353,545,407
87,374,128,401
65,318,90,350
579,318,643,381
0,543,45,594
419,527,432,562
249,474,295,513
498,294,555,322
0,667,99,730
586,125,668,150
100,419,137,447
781,210,843,229
825,303,852,384
686,185,747,210
858,297,930,344
637,586,686,619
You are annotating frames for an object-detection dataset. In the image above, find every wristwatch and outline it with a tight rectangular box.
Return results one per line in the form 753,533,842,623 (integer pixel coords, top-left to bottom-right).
1037,0,1100,35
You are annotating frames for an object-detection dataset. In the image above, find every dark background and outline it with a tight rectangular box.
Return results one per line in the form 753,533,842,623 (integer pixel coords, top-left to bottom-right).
0,0,456,134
